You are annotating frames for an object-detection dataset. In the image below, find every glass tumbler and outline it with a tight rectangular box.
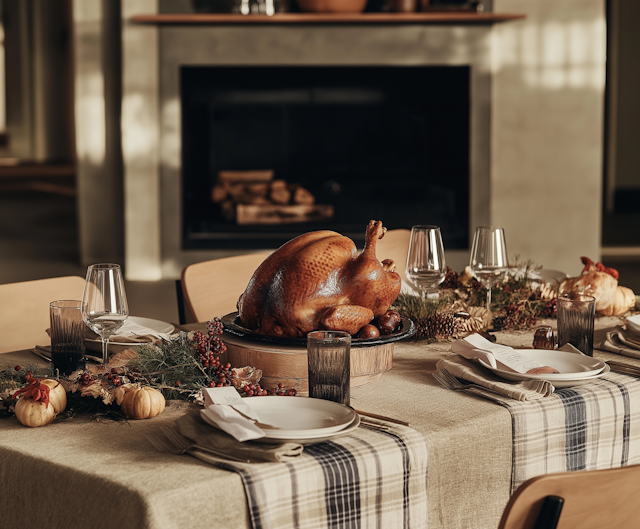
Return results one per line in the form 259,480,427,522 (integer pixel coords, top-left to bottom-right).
533,325,555,350
307,330,351,406
557,294,596,356
50,300,86,376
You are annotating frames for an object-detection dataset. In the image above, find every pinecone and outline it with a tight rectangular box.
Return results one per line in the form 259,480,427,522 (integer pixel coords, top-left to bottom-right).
416,312,463,341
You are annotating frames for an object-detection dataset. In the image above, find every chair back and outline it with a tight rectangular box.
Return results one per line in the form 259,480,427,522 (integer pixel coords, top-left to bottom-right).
376,228,411,287
181,253,271,323
499,464,640,529
0,276,86,354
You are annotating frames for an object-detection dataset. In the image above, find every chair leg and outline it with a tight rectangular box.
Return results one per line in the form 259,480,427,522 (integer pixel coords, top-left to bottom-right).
175,279,187,325
534,495,564,529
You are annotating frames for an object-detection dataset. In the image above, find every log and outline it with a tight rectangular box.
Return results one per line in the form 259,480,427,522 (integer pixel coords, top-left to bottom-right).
270,185,292,205
211,185,227,203
293,186,315,205
236,204,334,225
218,170,274,183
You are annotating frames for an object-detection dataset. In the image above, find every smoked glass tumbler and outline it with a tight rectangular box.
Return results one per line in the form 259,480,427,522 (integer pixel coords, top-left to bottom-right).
307,330,351,406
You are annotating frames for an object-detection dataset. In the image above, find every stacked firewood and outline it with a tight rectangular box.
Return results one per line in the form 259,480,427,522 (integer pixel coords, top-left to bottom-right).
211,170,334,225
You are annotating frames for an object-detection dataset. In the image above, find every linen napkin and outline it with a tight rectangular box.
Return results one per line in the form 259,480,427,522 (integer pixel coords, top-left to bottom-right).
85,319,169,344
201,405,266,442
436,356,554,401
595,329,640,360
174,411,303,463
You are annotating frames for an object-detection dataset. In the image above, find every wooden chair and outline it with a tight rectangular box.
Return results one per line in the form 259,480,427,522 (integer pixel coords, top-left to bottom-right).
0,276,86,354
499,464,640,529
180,252,271,323
376,228,411,287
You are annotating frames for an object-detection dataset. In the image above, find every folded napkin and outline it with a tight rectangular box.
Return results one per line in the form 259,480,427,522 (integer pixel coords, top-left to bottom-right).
87,319,169,344
436,356,554,401
596,329,640,360
201,405,265,442
452,333,550,373
174,412,303,463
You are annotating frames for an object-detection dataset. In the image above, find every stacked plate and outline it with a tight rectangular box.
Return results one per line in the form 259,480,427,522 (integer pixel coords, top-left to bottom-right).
200,396,361,445
477,349,609,388
626,315,640,336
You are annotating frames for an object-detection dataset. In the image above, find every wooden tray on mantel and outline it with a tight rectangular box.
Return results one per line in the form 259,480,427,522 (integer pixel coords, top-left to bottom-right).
221,312,416,395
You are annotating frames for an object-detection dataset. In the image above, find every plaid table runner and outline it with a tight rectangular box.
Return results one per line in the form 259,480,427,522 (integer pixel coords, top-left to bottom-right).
502,372,640,492
210,420,428,529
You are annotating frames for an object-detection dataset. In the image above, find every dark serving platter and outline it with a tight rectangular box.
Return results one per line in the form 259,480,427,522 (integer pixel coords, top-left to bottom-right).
221,312,416,348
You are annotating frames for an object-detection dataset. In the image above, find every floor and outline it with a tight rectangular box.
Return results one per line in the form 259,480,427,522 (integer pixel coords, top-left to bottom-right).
0,191,179,325
2,190,640,324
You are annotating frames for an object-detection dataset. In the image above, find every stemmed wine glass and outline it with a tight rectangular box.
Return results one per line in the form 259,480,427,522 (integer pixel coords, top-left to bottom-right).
469,226,509,313
81,264,129,368
405,225,447,300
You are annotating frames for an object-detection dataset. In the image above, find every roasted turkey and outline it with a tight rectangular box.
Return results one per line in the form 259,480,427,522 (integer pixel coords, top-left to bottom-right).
237,220,402,338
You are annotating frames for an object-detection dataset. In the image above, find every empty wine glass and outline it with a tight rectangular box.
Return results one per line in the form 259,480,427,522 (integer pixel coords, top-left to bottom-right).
81,264,129,368
405,225,446,300
469,226,509,313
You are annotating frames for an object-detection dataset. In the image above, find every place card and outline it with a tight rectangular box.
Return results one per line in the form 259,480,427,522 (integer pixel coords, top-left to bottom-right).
203,387,260,421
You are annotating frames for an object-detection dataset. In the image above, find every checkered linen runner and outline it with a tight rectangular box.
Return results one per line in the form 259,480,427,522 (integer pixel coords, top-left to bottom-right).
214,421,428,529
503,372,640,492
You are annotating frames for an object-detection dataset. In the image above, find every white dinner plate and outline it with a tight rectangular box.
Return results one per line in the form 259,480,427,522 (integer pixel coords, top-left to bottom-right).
477,349,606,381
478,359,611,388
85,316,175,352
243,396,357,439
200,396,356,439
200,407,362,445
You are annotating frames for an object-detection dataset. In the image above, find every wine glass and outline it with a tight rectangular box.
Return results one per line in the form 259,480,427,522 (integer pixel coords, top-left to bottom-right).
405,225,446,300
469,226,509,313
81,264,129,368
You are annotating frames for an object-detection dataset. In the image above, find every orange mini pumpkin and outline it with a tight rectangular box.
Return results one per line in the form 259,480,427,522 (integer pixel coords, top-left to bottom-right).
120,387,165,420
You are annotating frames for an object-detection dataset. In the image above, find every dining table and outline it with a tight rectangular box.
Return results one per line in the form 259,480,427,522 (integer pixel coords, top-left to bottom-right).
1,316,639,529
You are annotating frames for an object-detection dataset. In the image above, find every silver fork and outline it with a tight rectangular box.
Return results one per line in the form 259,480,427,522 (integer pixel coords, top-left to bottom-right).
162,426,251,463
432,370,505,404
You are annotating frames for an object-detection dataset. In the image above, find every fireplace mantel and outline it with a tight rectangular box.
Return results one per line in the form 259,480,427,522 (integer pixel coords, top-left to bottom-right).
130,12,526,25
73,0,605,281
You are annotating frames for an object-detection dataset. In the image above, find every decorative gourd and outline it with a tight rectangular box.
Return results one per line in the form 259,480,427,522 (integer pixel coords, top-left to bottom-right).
120,387,165,420
40,379,67,415
12,376,67,428
15,397,56,428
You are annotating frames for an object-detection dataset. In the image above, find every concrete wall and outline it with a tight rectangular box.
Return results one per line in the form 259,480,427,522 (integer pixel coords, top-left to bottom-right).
492,0,606,276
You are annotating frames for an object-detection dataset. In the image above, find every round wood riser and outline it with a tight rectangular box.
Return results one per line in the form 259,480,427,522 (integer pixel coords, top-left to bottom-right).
223,334,393,396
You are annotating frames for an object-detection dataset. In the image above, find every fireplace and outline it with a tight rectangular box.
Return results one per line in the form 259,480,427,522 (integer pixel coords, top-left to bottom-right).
181,65,470,249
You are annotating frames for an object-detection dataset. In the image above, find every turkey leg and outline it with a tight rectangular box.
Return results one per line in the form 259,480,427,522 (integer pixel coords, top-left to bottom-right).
320,305,374,335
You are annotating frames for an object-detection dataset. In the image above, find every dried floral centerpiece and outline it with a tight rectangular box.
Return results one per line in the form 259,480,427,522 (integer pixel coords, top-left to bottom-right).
1,317,296,426
393,260,560,341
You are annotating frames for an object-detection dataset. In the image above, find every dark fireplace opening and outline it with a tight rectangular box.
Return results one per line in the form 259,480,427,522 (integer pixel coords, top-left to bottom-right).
181,66,470,250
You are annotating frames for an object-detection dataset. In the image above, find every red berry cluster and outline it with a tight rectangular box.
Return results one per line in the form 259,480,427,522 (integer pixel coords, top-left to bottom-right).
79,372,96,386
107,367,124,387
207,362,237,388
193,317,227,368
14,366,34,384
539,298,557,318
241,383,268,396
127,367,145,384
269,382,297,397
192,317,237,388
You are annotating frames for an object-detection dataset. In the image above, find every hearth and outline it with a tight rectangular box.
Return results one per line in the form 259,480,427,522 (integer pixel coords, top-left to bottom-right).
181,65,470,250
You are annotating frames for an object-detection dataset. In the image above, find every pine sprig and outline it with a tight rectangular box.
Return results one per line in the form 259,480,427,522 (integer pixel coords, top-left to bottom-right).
131,332,209,400
391,292,454,322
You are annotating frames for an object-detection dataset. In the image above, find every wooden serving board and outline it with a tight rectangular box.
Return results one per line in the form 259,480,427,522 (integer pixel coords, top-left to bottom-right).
223,332,393,396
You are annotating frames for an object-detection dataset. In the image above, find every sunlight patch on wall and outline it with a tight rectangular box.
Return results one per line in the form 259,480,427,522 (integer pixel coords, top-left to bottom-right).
493,18,606,90
75,72,106,165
